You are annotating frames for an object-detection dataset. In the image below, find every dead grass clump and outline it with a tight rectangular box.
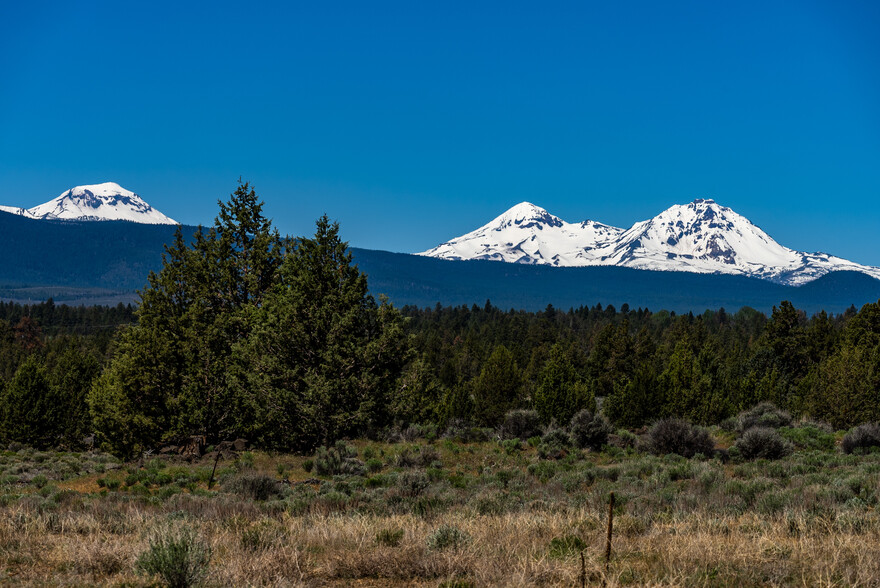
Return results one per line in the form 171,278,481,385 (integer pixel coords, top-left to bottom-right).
73,539,130,579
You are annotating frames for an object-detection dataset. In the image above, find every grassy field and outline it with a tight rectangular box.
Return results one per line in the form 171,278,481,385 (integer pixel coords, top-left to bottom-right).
1,425,880,586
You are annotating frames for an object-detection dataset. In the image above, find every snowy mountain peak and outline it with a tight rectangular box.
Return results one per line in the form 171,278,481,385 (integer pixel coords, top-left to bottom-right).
492,202,564,229
418,199,880,286
68,182,135,198
0,183,177,225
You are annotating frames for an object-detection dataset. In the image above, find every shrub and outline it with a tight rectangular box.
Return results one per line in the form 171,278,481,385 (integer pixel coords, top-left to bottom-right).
31,474,48,489
442,419,490,443
548,535,587,558
842,423,880,455
734,427,793,460
609,429,637,449
224,472,283,501
736,402,792,433
366,458,384,473
397,471,430,497
779,425,835,451
136,527,211,588
500,438,522,455
394,445,440,468
302,459,314,473
536,425,571,459
647,419,714,458
527,460,558,483
376,528,404,547
427,525,470,550
314,442,366,476
569,410,613,451
499,409,542,440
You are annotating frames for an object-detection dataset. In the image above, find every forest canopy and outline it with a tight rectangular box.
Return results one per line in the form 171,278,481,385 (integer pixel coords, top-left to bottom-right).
0,182,879,457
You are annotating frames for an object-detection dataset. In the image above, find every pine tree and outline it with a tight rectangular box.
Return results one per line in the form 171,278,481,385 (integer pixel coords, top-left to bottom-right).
471,344,524,427
1,356,56,447
533,343,593,424
89,181,284,456
233,215,410,450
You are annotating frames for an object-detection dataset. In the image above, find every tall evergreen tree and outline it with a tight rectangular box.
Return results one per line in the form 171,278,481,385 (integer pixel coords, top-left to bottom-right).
233,215,410,450
471,344,523,426
533,343,593,424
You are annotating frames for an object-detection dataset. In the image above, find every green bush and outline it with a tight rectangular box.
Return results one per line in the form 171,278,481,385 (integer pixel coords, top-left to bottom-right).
397,471,430,497
569,410,613,451
31,475,48,489
842,423,880,455
136,527,211,588
394,445,441,468
314,442,365,476
734,427,792,460
500,438,522,455
537,426,571,459
224,472,283,501
527,460,558,483
736,402,792,433
779,426,835,451
499,409,542,440
647,419,714,458
427,525,470,550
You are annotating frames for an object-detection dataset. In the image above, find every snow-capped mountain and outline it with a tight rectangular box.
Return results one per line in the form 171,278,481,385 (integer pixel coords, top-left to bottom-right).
418,199,880,286
0,182,177,225
421,202,624,266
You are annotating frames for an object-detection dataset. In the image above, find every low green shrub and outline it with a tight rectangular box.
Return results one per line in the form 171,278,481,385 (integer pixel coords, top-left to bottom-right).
734,427,792,460
397,471,430,497
366,458,384,473
569,410,613,451
224,472,283,501
647,419,714,458
136,526,211,588
779,426,835,451
427,524,470,550
314,442,365,476
736,402,792,433
842,423,880,455
499,409,542,440
500,438,522,455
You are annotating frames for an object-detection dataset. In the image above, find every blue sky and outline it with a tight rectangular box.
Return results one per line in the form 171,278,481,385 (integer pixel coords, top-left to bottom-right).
1,1,878,263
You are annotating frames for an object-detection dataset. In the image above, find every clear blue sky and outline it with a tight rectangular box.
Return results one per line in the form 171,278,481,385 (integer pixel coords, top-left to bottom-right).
1,1,878,263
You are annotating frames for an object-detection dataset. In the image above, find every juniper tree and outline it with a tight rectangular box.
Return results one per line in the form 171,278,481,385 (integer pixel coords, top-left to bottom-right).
234,215,410,450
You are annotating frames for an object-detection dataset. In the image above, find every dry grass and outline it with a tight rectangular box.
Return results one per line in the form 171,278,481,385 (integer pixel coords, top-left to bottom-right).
2,503,880,586
2,440,880,586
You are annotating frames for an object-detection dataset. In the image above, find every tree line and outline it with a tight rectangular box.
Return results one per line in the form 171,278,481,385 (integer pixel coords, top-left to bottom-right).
0,183,878,456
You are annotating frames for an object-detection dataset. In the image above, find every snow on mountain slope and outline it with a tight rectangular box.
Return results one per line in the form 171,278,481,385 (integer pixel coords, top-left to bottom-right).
0,182,177,224
418,199,880,286
419,202,624,265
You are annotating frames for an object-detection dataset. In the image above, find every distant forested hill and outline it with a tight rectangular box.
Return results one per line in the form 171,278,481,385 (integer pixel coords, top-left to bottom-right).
1,210,879,313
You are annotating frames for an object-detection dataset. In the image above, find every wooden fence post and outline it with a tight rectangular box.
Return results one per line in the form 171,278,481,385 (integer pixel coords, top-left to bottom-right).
604,491,615,568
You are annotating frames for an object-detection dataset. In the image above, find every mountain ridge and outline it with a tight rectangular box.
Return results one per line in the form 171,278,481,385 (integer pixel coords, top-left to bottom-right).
418,199,880,286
